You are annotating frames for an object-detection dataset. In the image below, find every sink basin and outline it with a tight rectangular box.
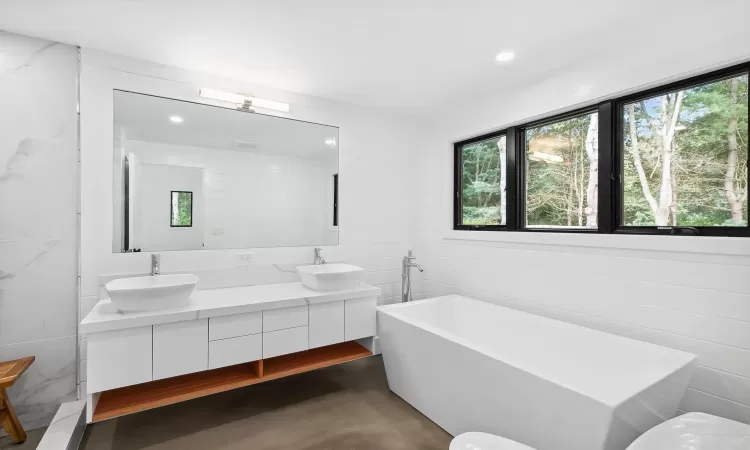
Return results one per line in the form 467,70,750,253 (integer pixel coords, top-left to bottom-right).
297,264,364,291
105,274,198,312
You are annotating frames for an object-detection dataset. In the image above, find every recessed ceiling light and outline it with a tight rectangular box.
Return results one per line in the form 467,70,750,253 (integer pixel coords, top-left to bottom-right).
169,116,184,124
495,51,514,62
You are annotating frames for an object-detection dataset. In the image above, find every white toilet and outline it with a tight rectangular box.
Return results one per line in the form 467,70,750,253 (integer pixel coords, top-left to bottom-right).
450,412,750,450
626,412,750,450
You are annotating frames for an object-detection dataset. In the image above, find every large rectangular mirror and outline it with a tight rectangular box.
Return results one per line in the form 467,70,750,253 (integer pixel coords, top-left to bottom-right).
112,90,339,252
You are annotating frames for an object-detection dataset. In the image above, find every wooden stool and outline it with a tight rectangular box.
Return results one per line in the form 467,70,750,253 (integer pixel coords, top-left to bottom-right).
0,357,34,443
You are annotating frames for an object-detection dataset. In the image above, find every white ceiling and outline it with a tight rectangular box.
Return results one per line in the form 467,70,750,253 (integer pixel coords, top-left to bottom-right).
1,1,749,117
114,90,338,158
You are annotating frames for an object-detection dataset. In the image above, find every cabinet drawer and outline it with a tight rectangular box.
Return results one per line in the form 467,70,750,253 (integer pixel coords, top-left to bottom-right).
153,319,208,380
263,305,308,332
209,334,262,369
263,326,308,358
209,312,262,341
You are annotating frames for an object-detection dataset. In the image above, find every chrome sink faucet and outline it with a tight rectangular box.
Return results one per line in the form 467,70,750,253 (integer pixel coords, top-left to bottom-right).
313,248,326,265
151,253,161,276
402,250,424,303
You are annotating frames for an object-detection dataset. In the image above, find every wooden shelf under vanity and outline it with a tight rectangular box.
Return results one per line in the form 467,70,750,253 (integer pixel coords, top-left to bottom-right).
91,341,372,422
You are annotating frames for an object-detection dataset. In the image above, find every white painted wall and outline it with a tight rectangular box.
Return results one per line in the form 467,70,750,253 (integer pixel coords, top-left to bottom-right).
413,50,750,423
78,49,426,395
0,31,78,431
121,140,337,250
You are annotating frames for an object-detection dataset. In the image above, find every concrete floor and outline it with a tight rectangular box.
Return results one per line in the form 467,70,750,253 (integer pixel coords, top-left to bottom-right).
0,427,46,450
75,355,452,450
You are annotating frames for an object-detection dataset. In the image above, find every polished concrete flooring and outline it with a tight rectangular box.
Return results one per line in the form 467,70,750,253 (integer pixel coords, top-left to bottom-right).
74,355,451,450
0,427,46,449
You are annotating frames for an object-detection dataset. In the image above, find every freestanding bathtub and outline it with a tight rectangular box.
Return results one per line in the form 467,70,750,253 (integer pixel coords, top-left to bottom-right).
377,295,697,450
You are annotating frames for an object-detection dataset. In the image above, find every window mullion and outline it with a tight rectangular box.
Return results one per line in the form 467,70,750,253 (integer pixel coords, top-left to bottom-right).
597,101,615,234
505,127,519,231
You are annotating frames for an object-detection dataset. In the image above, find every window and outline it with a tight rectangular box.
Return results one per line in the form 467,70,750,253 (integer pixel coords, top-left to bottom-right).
170,191,193,227
523,111,598,229
455,133,507,228
620,74,748,229
453,62,749,237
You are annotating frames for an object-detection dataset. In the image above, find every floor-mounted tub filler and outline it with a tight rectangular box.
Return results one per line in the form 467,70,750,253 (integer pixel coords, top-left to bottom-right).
377,295,697,450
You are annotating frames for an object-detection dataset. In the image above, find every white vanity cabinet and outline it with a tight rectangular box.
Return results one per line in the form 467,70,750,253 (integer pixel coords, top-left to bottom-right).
81,282,380,424
153,319,208,380
87,326,153,393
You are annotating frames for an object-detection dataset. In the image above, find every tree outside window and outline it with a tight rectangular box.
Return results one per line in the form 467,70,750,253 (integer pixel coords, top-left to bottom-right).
623,74,748,227
525,112,599,228
459,135,506,226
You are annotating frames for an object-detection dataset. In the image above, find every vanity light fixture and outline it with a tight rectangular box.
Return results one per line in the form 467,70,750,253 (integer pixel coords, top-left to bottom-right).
199,88,290,113
169,115,184,124
495,51,514,62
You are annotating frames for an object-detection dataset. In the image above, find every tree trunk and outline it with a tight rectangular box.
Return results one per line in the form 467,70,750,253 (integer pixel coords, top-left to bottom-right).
475,154,481,207
577,147,584,227
627,104,659,217
670,151,678,226
585,114,598,227
497,139,507,225
654,92,683,225
725,78,743,224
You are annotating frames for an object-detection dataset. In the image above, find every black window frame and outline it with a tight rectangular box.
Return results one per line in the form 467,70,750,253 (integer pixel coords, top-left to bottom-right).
333,173,339,227
453,130,512,231
453,61,750,238
170,190,193,228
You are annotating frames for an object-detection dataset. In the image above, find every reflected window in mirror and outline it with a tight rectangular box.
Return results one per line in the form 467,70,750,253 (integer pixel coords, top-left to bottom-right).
171,191,193,227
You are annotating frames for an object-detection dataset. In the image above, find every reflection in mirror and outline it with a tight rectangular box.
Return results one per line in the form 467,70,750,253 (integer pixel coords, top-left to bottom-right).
113,90,339,252
170,191,193,227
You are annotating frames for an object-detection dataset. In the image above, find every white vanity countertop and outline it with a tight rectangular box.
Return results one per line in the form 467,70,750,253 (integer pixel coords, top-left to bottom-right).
80,282,380,334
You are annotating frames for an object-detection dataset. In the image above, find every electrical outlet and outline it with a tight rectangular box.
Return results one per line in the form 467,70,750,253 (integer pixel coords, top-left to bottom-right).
235,252,254,267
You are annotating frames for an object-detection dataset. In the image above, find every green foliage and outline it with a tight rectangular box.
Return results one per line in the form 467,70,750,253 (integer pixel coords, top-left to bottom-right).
460,137,502,225
172,192,193,227
526,113,595,227
624,75,748,226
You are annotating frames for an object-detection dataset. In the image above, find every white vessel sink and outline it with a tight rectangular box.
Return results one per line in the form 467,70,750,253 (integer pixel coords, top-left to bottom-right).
297,264,364,291
105,274,198,312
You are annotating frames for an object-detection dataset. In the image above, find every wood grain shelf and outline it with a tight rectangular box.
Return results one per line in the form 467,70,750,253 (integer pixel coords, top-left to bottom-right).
92,341,372,422
263,340,373,380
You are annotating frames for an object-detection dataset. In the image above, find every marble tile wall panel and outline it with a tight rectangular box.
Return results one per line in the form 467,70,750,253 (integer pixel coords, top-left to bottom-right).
0,31,78,431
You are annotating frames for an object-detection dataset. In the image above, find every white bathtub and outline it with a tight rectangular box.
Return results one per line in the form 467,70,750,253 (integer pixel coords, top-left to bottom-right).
377,295,697,450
